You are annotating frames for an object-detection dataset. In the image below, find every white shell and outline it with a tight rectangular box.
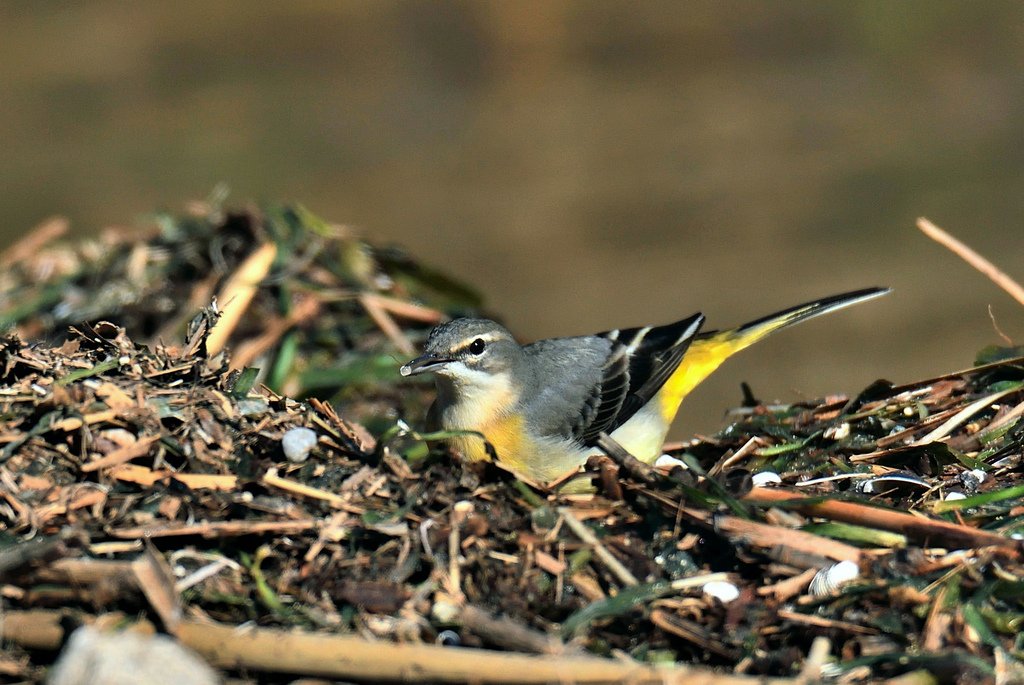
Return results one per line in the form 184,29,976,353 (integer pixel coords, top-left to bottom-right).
702,580,740,603
956,468,988,493
431,600,460,623
824,422,851,440
809,560,860,596
860,473,930,494
944,491,968,501
654,454,686,469
282,427,318,463
751,471,782,487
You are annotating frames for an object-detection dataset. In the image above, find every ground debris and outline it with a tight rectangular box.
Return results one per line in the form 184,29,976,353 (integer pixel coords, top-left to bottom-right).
1,204,1024,684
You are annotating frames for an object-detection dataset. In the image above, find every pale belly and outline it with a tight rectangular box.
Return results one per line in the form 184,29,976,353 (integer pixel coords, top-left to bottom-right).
604,402,672,463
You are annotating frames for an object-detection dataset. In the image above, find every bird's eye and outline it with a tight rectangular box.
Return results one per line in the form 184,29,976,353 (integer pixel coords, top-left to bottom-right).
468,338,486,355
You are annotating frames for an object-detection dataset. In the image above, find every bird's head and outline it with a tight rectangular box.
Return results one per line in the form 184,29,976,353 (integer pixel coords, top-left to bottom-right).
400,318,522,384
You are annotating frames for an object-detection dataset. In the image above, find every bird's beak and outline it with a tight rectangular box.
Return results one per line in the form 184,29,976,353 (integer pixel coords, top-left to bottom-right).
400,354,453,377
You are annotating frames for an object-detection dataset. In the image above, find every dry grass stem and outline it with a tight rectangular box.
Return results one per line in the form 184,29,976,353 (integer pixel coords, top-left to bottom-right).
558,506,640,586
917,217,1024,307
206,241,279,355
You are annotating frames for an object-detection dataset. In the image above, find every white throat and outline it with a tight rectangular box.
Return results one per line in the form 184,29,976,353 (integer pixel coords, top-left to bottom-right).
435,362,517,429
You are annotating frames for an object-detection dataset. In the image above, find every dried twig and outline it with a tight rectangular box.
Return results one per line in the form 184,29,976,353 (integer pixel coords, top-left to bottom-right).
558,507,639,587
108,519,317,540
81,435,162,473
745,487,1018,553
776,608,878,635
713,514,863,566
795,636,832,683
757,568,817,603
459,604,573,656
261,467,365,513
361,292,446,324
917,217,1024,307
230,294,322,370
109,464,237,491
131,543,182,634
0,610,803,685
708,436,764,477
595,432,657,485
649,609,740,660
30,558,135,585
360,292,415,355
207,241,279,355
0,529,87,576
915,385,1021,444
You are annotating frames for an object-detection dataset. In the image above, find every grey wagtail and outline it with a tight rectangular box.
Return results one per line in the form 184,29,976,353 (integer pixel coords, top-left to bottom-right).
400,288,888,483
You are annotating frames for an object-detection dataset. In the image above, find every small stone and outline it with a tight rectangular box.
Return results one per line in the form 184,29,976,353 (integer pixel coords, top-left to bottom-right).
48,626,220,685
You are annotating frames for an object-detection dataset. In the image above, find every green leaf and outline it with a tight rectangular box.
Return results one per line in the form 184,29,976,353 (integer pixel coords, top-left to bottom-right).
975,345,1024,366
933,483,1024,513
962,602,1002,650
267,330,299,392
56,357,121,386
802,521,907,548
678,452,750,518
561,581,673,638
230,367,261,398
299,355,400,391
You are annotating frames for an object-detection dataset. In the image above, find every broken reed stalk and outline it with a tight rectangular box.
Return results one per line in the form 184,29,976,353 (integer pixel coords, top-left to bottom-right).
917,217,1024,307
458,604,572,656
0,610,802,685
711,514,863,566
206,241,279,356
744,487,1018,553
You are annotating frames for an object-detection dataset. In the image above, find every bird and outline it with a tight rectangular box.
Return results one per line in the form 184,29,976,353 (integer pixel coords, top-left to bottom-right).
400,287,889,484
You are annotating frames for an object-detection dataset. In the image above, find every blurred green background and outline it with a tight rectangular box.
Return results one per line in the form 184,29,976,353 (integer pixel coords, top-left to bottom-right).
2,1,1022,434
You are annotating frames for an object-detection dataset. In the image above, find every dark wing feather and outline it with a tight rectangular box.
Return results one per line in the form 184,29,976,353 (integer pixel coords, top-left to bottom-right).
574,312,704,445
577,346,630,442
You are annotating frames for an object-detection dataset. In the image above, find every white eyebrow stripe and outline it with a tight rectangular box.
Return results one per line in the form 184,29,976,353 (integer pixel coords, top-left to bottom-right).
450,331,505,352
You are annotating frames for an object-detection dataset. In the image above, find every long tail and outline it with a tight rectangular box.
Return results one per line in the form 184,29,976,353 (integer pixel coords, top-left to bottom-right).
655,287,890,418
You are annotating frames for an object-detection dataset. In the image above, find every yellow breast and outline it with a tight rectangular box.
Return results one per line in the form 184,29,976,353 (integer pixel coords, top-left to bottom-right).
438,368,527,464
452,412,526,465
